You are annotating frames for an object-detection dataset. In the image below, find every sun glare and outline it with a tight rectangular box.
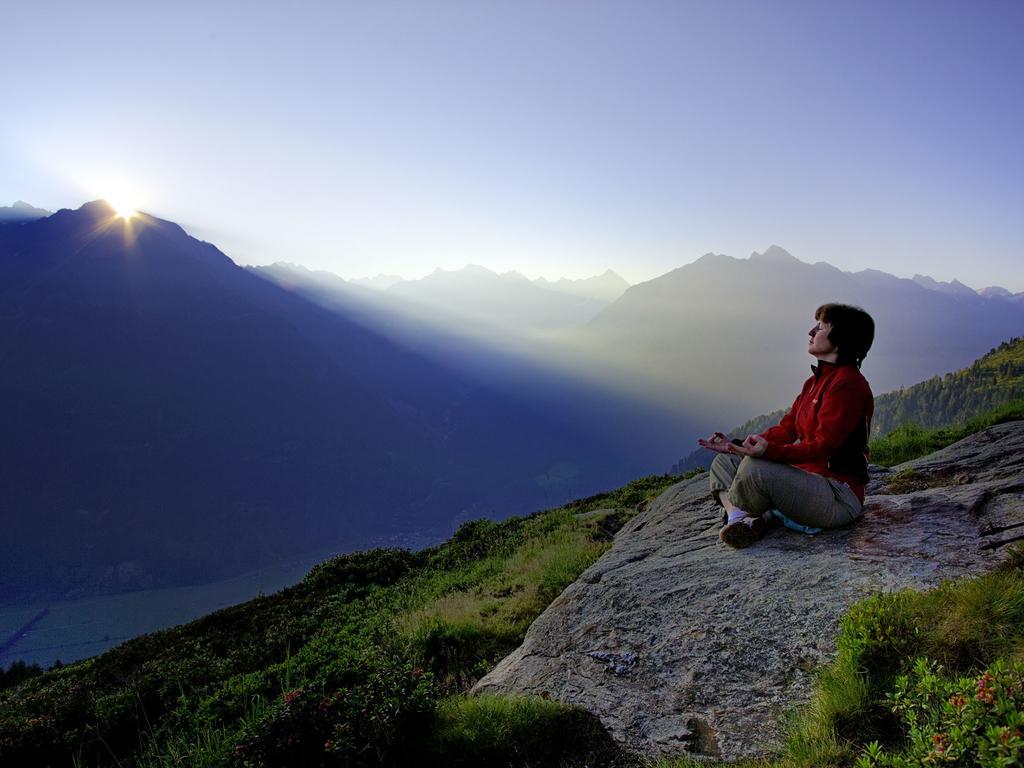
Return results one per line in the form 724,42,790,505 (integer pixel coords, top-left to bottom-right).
110,199,137,220
97,180,143,221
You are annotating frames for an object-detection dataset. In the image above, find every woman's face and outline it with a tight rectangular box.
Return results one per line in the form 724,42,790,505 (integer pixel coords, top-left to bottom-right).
808,319,838,359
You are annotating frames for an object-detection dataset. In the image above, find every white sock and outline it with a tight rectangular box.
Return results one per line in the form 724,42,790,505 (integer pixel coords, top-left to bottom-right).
727,508,748,524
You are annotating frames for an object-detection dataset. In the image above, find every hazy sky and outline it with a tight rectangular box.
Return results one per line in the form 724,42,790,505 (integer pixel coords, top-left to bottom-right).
3,1,1022,288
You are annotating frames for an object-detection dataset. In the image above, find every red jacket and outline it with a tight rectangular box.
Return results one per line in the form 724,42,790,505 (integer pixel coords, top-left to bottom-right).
759,361,874,502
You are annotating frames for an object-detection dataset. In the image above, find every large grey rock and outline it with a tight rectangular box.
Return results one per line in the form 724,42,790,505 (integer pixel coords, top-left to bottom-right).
473,422,1024,762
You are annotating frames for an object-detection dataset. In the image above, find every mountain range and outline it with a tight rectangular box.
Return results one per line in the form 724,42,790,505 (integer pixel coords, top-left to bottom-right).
0,202,668,603
4,203,1024,606
305,264,628,337
0,201,51,223
564,245,1024,423
352,266,629,304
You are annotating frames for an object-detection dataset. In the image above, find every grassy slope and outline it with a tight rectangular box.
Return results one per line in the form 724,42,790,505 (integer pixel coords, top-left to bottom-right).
0,474,685,768
869,397,1024,466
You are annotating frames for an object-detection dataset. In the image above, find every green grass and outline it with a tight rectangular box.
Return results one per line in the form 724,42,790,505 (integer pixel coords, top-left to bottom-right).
868,397,1024,467
398,508,613,692
429,694,622,767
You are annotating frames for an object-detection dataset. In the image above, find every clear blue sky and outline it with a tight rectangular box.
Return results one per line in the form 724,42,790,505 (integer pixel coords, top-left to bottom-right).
3,0,1022,288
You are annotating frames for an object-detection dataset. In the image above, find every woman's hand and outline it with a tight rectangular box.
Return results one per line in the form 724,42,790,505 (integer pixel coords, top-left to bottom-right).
732,434,769,457
697,432,739,454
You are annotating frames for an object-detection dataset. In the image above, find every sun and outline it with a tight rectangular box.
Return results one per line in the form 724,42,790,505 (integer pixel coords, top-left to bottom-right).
98,180,143,221
109,198,137,220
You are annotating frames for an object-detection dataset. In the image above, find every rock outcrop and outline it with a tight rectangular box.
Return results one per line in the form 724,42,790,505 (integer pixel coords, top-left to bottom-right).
473,422,1024,761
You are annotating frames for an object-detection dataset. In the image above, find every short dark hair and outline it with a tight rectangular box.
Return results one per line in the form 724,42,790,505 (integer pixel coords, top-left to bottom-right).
815,303,875,368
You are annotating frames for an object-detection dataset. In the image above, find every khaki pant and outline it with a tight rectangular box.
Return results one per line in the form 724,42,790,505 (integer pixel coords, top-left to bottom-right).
709,454,862,529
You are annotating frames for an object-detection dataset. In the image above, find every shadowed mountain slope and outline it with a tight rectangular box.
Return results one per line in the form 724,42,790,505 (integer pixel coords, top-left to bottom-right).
0,203,670,603
251,261,704,472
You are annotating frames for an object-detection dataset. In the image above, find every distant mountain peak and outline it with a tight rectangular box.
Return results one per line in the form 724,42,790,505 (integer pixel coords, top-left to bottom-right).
750,245,800,264
532,269,629,302
911,273,977,297
0,200,52,222
269,261,312,272
692,251,730,266
80,199,117,215
427,264,498,279
979,285,1013,298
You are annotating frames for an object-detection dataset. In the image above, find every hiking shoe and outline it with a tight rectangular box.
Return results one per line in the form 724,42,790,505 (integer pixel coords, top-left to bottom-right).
719,515,770,548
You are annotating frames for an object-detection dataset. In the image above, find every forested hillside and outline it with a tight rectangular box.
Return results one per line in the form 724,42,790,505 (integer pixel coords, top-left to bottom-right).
871,336,1024,436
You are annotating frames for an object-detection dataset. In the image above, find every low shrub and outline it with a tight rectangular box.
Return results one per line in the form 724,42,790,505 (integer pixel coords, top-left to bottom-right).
228,649,437,768
302,548,420,593
856,659,1024,767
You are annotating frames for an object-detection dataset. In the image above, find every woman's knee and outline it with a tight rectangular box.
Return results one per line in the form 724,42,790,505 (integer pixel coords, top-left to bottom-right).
734,456,771,483
729,457,780,513
710,453,738,475
709,453,741,490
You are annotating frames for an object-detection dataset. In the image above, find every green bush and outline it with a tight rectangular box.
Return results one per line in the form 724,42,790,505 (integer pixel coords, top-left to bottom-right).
302,548,420,592
228,649,437,768
856,659,1024,767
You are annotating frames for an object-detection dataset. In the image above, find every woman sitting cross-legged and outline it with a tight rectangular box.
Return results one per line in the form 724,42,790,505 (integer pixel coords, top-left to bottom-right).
698,303,875,548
